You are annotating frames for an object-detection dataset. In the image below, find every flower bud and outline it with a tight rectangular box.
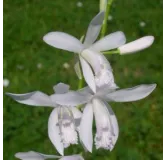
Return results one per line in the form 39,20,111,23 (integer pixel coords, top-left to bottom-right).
118,36,154,55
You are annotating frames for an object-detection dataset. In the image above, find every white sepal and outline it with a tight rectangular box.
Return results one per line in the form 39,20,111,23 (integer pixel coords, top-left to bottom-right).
79,56,96,93
43,32,84,53
60,155,84,160
104,84,156,102
84,11,104,47
50,91,91,106
48,108,64,155
6,92,54,107
90,31,126,52
15,151,60,160
79,103,93,152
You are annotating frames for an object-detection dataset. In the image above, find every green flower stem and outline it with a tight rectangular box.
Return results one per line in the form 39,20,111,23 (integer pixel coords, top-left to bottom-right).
103,49,120,55
77,77,84,110
100,0,114,38
77,35,84,90
78,77,84,89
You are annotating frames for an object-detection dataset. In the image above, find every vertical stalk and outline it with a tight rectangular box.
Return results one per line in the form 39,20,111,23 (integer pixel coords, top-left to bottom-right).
103,49,120,54
100,0,114,38
78,76,83,89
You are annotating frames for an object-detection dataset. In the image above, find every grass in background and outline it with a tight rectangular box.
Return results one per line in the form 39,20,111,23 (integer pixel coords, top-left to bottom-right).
4,0,163,159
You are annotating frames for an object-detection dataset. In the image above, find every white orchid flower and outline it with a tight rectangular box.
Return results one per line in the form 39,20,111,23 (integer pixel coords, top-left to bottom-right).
6,83,89,156
15,151,84,160
118,36,154,55
43,11,126,92
51,83,156,152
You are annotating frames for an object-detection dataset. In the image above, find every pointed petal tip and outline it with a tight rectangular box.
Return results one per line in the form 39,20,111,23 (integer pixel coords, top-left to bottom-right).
83,142,93,153
55,145,64,156
59,150,64,156
104,84,157,102
150,83,157,90
143,83,157,98
84,143,93,153
6,92,13,96
5,92,10,96
91,11,105,25
91,85,96,94
88,148,93,153
14,153,20,158
5,92,19,99
83,11,105,47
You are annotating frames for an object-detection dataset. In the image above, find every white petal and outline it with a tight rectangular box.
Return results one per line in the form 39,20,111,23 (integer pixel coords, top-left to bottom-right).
79,56,96,93
82,49,112,74
95,69,117,89
70,107,82,119
15,151,60,160
48,108,64,155
78,86,93,95
110,114,119,148
50,91,91,106
74,60,83,80
89,31,126,52
119,36,154,54
93,99,119,151
60,155,84,160
92,99,111,129
79,103,93,152
71,107,82,127
43,32,84,53
6,92,54,107
84,12,104,47
95,85,118,98
104,102,119,149
53,83,70,94
104,84,156,102
81,49,101,74
95,51,112,70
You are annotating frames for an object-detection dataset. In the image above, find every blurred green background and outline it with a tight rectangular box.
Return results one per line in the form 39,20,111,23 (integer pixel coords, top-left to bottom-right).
4,0,163,159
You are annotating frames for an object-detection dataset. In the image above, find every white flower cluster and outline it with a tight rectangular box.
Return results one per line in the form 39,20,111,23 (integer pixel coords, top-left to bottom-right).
6,11,156,160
